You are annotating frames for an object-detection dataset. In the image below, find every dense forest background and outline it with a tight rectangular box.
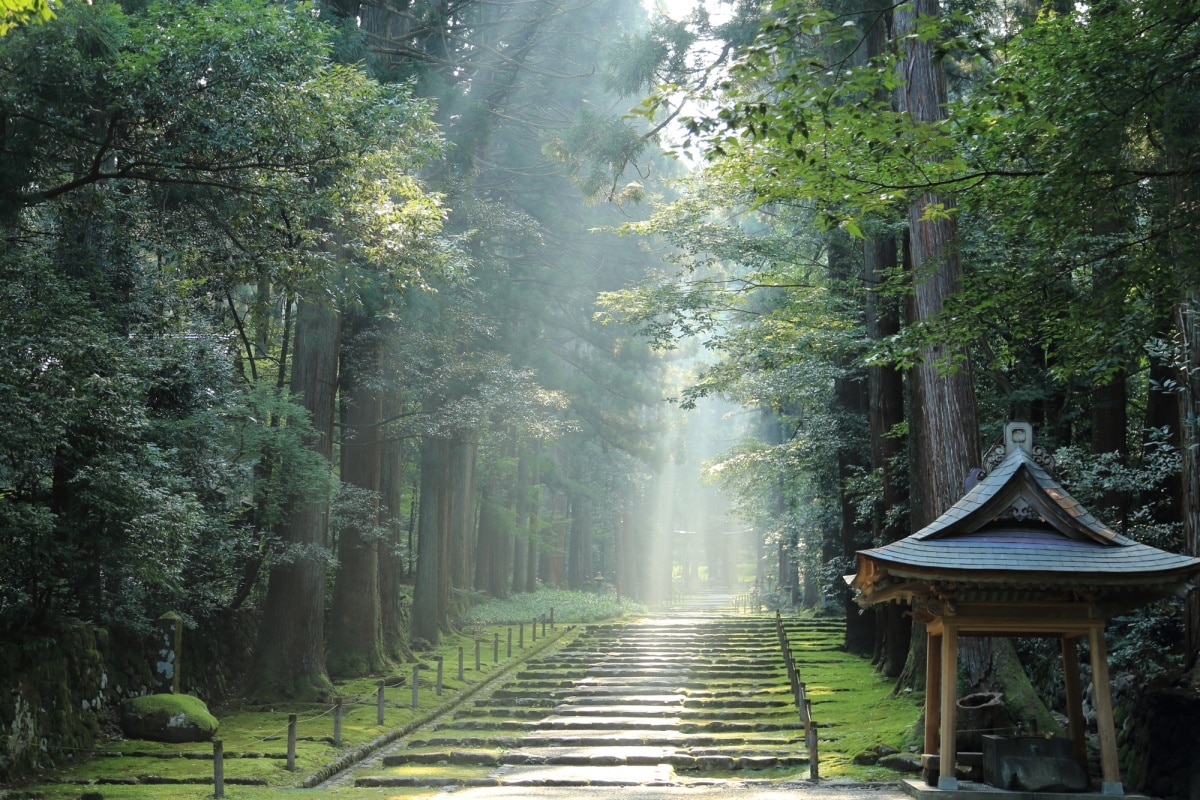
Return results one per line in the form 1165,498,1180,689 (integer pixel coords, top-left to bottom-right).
2,0,1200,793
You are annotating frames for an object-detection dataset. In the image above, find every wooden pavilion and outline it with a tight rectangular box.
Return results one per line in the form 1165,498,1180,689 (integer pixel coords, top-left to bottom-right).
847,422,1200,796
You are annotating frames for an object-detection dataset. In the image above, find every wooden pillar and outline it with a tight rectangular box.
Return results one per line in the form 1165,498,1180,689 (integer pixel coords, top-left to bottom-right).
938,624,959,790
924,630,942,758
1087,625,1124,795
1060,635,1088,771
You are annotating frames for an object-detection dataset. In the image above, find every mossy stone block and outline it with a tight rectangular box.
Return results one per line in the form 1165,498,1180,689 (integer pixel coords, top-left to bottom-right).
120,693,218,743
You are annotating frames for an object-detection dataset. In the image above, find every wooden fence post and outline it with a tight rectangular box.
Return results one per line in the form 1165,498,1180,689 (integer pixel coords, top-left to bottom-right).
411,664,420,709
333,698,342,746
458,646,464,681
213,739,224,799
287,714,297,771
436,656,444,696
376,680,385,725
507,627,513,658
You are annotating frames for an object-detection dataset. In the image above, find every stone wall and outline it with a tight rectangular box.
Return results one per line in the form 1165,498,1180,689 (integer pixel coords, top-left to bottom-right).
0,609,257,781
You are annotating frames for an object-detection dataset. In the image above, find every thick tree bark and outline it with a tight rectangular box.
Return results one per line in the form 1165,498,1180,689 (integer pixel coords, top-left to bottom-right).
830,231,875,654
1166,114,1200,657
1176,295,1200,659
475,488,511,599
865,232,910,676
474,486,493,591
244,298,338,700
524,444,540,594
567,492,592,589
490,499,513,600
412,434,449,645
617,496,641,600
448,437,478,599
542,491,567,587
896,0,983,696
328,314,386,676
893,2,1050,723
379,393,411,663
860,0,910,677
511,445,531,594
896,0,979,528
434,438,455,632
838,373,874,655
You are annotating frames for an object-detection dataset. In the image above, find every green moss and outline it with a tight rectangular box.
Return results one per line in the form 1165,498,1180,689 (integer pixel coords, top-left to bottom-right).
121,694,218,743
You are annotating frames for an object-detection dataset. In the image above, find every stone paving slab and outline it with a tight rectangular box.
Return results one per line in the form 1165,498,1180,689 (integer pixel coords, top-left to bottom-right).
518,730,690,745
552,693,687,705
502,745,674,765
433,782,912,800
534,714,684,729
574,676,686,687
550,704,683,716
491,763,676,786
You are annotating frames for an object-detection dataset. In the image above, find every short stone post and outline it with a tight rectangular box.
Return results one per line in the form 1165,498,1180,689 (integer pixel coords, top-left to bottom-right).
333,699,342,746
493,632,499,663
411,664,420,710
286,714,297,771
507,628,513,658
458,646,464,681
155,611,183,695
550,608,554,629
519,623,524,649
541,615,546,637
213,739,225,798
474,639,481,672
532,618,537,641
436,656,444,696
376,680,385,725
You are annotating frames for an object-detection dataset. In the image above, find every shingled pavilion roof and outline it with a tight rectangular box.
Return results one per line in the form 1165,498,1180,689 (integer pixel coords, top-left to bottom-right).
845,422,1200,796
848,423,1200,609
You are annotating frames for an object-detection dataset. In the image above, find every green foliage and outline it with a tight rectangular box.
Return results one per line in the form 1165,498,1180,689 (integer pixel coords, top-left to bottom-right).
0,0,445,638
0,0,51,36
461,588,646,625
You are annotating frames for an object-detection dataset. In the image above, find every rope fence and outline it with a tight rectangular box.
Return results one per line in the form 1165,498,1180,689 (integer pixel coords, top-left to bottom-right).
776,609,819,781
28,613,564,792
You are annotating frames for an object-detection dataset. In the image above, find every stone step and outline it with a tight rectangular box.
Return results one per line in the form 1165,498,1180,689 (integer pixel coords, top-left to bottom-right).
501,745,672,765
489,763,676,786
455,707,547,719
545,704,683,717
442,717,797,732
347,605,841,790
530,715,683,730
527,705,791,722
544,693,686,706
410,732,799,748
382,750,501,767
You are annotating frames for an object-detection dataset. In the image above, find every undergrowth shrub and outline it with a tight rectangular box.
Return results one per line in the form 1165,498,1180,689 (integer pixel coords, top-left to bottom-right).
460,589,646,625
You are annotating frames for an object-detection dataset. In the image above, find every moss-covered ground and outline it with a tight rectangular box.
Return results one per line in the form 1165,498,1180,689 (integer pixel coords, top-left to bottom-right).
2,603,924,798
782,615,923,780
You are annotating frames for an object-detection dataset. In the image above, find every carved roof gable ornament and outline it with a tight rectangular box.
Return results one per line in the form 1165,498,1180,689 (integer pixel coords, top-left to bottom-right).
894,420,1126,547
979,421,1056,479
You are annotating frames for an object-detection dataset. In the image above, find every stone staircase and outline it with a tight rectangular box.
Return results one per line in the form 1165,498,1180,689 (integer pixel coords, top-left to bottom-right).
348,595,844,789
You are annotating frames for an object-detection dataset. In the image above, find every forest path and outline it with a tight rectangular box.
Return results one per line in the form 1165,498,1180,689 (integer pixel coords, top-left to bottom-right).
327,591,851,792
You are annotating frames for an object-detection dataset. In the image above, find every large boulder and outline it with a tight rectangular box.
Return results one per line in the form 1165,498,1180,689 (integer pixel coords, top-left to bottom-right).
120,694,218,743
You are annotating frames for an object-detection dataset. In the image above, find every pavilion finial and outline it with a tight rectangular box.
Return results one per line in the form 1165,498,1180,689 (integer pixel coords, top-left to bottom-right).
1005,421,1032,451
